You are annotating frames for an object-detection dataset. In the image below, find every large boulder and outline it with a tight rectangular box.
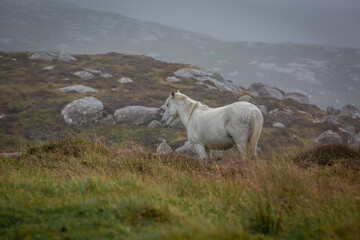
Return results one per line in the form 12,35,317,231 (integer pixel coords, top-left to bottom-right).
272,111,293,127
174,67,241,92
59,85,97,93
29,50,76,62
248,82,285,100
114,106,160,125
258,105,268,116
314,130,342,145
338,104,360,119
326,106,340,115
285,92,309,104
61,97,114,125
156,140,173,154
321,115,339,125
175,141,197,157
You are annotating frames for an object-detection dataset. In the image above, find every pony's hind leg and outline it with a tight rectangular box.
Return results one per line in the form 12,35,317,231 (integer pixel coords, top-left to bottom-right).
236,142,247,161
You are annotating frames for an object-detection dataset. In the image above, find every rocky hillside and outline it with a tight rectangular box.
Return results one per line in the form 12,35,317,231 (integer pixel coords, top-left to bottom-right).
0,50,359,154
1,0,359,109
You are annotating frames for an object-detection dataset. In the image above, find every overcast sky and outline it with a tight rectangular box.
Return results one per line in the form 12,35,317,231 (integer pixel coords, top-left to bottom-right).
67,0,360,48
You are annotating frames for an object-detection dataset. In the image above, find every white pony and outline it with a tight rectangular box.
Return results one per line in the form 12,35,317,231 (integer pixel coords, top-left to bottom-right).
161,91,263,160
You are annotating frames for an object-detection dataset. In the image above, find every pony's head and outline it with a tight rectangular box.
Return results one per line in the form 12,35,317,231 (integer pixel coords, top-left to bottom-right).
161,90,180,125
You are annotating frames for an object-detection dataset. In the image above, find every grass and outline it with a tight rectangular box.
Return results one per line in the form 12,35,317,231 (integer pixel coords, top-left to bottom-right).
1,137,359,239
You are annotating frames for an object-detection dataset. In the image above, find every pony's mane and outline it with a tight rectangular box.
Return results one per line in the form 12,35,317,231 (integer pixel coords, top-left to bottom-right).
165,93,208,108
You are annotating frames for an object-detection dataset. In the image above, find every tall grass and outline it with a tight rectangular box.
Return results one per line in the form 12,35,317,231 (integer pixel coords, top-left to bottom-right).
0,137,359,239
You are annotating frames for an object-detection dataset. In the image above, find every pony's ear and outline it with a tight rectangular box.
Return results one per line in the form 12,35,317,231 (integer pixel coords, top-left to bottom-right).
171,91,175,98
177,89,181,93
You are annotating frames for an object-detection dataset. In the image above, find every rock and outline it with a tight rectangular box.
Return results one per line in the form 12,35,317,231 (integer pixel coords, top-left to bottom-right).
0,152,22,158
326,106,340,115
114,106,160,125
169,118,185,129
175,141,197,157
248,82,284,100
61,97,114,125
0,113,5,119
285,92,309,104
321,115,339,125
59,85,97,93
42,66,54,70
273,122,286,129
29,50,76,62
74,69,112,80
340,126,355,136
148,120,162,128
118,77,134,83
156,140,173,154
338,104,360,119
195,82,217,90
268,108,279,115
273,111,293,127
314,130,342,145
239,95,254,103
166,76,181,83
174,67,241,92
352,133,360,145
258,105,268,116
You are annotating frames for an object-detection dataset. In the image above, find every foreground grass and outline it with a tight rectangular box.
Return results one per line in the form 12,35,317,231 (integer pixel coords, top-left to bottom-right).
1,138,360,239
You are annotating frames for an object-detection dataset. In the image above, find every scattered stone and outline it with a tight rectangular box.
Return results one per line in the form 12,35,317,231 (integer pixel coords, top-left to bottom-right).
196,82,217,90
285,92,309,104
248,82,285,100
118,77,133,83
239,95,254,103
314,130,342,145
62,78,70,81
114,106,160,125
0,113,5,119
321,115,339,125
174,67,241,92
169,118,185,129
166,76,181,83
268,108,279,115
326,106,340,115
61,97,113,125
156,140,173,154
59,85,97,93
0,152,22,158
338,104,360,119
42,66,54,70
29,50,76,62
148,120,162,128
273,111,293,127
258,105,268,116
74,69,112,80
85,69,112,78
175,141,197,157
11,58,16,61
273,122,286,129
74,71,95,80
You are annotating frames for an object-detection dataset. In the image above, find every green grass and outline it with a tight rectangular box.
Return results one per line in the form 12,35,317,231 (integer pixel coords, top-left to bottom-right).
1,137,359,239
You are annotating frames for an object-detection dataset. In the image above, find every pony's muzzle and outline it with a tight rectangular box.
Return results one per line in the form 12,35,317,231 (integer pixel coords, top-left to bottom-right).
161,118,167,126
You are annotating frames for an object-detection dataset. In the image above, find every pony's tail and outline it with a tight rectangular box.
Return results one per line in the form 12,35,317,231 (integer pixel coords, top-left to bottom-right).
248,109,264,158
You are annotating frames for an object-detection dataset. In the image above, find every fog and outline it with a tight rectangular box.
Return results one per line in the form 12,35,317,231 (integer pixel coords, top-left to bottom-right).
67,0,360,48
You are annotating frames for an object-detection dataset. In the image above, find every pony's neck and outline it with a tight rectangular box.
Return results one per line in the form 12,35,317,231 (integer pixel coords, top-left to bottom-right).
176,96,199,130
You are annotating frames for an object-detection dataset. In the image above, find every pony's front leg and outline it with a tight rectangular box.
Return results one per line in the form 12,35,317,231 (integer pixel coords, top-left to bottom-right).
193,144,208,160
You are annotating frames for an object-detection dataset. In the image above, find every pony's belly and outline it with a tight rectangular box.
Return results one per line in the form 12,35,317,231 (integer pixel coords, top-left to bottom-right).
204,137,234,150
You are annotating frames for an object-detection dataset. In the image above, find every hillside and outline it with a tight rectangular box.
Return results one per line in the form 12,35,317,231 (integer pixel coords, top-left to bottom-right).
0,51,359,153
1,0,359,109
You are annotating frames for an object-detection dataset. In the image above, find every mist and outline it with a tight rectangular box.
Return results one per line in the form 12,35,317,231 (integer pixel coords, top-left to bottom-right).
67,0,360,48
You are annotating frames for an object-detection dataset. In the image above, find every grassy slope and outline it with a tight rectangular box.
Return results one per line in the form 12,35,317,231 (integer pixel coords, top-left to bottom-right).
1,51,358,153
0,138,359,239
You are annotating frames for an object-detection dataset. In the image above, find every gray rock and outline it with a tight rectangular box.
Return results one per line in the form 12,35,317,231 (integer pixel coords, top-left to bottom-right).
314,130,342,145
175,141,197,157
174,67,241,92
339,104,360,119
74,69,112,80
59,85,97,93
148,120,162,128
29,50,76,62
114,106,160,125
248,82,284,100
321,115,339,125
258,105,268,116
352,133,360,145
156,141,173,154
268,108,279,115
340,126,355,136
166,76,181,83
61,97,113,125
118,77,134,83
239,95,254,103
42,66,54,70
0,152,22,158
273,122,286,129
195,81,217,90
0,113,5,119
169,118,185,129
326,106,340,115
273,111,293,127
285,92,309,104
